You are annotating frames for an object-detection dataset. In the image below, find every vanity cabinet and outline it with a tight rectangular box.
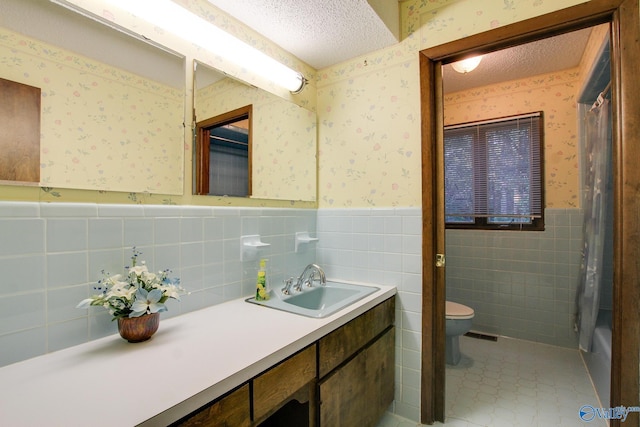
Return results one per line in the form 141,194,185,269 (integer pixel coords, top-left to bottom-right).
317,297,395,427
174,296,395,427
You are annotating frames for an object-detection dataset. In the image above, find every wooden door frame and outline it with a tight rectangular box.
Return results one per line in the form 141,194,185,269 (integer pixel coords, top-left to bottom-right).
194,104,253,196
419,0,640,424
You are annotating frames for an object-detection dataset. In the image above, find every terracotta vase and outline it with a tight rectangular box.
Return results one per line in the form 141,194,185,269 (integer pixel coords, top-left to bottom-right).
117,313,160,343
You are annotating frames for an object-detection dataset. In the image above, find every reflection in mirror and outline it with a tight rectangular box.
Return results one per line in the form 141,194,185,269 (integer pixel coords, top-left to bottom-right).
0,78,40,183
0,0,185,195
194,61,317,202
196,105,252,197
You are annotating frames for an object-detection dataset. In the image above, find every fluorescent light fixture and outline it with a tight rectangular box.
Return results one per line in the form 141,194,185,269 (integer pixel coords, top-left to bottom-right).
105,0,306,93
451,55,483,74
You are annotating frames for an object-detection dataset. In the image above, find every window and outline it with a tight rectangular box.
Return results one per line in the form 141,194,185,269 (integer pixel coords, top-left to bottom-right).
444,112,544,230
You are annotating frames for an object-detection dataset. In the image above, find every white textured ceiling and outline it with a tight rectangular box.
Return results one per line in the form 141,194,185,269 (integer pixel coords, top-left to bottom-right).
205,0,400,69
205,1,596,93
443,28,594,94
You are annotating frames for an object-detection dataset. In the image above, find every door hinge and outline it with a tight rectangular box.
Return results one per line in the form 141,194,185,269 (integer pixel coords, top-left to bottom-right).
435,254,445,267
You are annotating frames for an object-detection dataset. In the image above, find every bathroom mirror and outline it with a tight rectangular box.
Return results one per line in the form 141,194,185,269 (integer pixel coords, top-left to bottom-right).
0,0,185,195
194,61,317,201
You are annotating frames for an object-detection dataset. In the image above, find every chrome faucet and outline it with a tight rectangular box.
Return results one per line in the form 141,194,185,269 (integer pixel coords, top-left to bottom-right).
282,264,326,295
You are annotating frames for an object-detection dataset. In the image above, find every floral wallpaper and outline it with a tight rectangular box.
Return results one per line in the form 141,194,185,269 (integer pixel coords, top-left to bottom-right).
0,0,603,210
317,0,587,208
196,77,317,201
0,27,184,195
443,68,581,208
317,58,422,207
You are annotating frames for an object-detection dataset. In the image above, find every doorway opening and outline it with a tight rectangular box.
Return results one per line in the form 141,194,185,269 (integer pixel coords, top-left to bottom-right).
441,23,612,422
419,0,640,424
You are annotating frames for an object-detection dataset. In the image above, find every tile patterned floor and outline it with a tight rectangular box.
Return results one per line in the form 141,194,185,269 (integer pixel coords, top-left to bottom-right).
378,336,607,427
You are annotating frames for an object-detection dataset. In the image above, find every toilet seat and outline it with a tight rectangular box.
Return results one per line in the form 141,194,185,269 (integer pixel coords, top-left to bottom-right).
446,301,474,320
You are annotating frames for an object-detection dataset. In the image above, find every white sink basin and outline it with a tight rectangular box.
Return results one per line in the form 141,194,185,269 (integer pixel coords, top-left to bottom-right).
246,281,379,318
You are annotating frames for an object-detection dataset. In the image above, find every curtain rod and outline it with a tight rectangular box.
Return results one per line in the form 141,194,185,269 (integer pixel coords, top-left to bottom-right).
590,81,611,111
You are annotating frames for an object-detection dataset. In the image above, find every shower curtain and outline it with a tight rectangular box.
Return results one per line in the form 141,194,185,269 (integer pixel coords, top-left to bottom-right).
576,97,611,352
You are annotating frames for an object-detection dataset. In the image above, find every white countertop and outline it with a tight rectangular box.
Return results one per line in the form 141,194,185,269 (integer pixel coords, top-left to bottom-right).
0,282,396,427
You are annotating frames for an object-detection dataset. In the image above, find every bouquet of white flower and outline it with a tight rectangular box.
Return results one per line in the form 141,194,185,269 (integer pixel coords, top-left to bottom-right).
77,248,185,320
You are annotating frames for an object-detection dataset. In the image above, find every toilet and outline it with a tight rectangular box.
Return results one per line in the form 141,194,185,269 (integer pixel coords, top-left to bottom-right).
445,301,475,365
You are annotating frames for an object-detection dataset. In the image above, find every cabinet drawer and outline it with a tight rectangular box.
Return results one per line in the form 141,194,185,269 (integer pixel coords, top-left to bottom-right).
318,296,395,378
253,344,317,420
175,384,250,427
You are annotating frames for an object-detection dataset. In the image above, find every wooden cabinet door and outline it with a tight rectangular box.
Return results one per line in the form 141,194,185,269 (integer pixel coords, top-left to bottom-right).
318,345,368,427
318,327,395,427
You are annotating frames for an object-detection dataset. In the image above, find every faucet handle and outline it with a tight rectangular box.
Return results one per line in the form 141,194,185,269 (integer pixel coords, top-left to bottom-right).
282,277,294,294
305,271,318,287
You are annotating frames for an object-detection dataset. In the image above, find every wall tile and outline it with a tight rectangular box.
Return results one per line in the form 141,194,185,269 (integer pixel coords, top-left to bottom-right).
98,204,145,217
124,218,154,247
0,203,317,368
180,217,203,243
0,254,45,295
47,252,88,289
88,248,124,281
204,217,224,241
446,208,584,348
223,216,241,239
40,203,97,218
0,327,47,367
0,202,39,217
88,218,122,250
0,292,46,335
47,285,87,323
48,319,89,352
0,219,45,256
181,242,204,268
47,219,87,252
155,218,181,244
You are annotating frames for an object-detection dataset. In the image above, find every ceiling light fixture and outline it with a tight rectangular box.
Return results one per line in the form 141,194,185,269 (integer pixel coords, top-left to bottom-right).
103,0,306,93
451,56,483,74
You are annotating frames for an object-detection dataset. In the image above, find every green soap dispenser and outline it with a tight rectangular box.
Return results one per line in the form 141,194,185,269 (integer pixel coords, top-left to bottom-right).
255,259,269,301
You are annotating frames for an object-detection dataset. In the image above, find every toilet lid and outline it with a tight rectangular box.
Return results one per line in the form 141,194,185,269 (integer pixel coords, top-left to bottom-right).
446,301,474,319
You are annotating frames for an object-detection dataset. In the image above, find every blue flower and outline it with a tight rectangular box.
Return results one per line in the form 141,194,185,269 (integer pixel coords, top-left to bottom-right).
129,288,167,317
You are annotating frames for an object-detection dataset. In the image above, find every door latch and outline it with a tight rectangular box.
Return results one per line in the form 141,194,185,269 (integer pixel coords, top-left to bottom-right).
435,253,446,267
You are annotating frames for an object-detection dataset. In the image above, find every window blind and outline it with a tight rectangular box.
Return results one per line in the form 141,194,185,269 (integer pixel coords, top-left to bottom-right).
444,112,543,227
